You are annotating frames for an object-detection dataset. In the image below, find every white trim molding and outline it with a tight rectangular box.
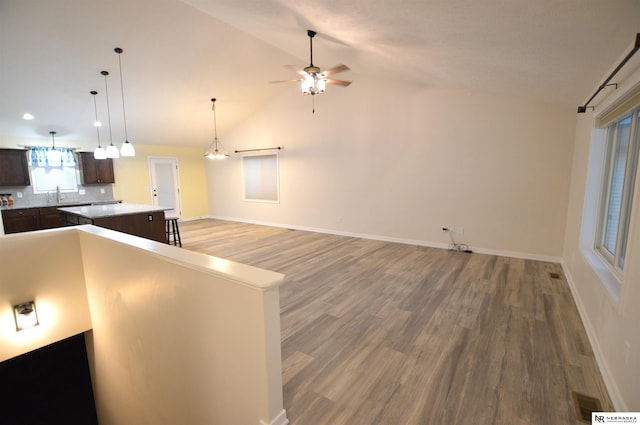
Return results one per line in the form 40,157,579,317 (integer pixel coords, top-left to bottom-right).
561,260,626,411
260,409,288,425
209,215,562,264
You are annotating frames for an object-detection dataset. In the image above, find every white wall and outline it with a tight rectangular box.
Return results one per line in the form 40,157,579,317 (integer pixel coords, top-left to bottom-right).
0,226,288,425
79,227,287,425
563,60,640,410
0,229,92,362
207,77,576,259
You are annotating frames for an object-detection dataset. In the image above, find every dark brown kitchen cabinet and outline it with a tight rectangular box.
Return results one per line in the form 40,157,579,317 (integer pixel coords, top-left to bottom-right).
77,152,115,184
0,149,31,186
38,206,63,229
2,208,39,233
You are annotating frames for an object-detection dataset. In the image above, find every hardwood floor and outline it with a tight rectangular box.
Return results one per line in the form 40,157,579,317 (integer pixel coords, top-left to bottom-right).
180,219,612,425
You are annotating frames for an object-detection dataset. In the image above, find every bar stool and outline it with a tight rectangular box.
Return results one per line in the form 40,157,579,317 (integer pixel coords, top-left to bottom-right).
165,216,182,247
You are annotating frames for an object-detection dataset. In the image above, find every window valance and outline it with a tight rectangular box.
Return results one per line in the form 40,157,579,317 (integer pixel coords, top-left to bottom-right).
28,147,77,167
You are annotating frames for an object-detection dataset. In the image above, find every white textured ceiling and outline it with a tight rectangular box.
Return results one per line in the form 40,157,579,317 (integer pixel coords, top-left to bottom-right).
1,0,640,148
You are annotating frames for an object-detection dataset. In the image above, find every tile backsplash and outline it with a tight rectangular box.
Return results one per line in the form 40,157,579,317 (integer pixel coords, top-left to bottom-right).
0,184,115,208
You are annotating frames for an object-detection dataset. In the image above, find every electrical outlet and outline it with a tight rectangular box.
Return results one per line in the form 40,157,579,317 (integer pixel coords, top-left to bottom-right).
100,188,105,194
17,192,23,198
457,227,464,235
79,189,86,195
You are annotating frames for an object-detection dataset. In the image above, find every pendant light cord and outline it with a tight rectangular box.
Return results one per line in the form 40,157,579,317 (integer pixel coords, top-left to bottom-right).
101,71,114,145
91,91,101,145
115,48,129,142
211,98,218,148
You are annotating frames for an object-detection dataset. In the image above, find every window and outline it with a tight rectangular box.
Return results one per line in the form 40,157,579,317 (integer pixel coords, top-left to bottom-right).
596,108,640,272
242,153,279,203
28,147,79,194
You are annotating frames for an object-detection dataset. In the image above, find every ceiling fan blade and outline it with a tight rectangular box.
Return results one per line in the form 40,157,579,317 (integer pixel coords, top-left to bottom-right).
268,79,301,84
323,64,350,76
283,65,306,76
326,79,351,87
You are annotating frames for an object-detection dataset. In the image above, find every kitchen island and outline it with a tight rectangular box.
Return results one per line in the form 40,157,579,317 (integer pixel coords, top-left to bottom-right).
58,203,169,243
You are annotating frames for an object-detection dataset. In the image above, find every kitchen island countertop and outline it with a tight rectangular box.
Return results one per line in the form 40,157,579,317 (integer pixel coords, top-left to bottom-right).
57,203,169,219
57,203,170,243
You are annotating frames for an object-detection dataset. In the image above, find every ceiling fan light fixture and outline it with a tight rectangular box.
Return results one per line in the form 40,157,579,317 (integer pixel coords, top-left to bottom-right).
204,98,229,160
301,74,313,94
270,29,349,109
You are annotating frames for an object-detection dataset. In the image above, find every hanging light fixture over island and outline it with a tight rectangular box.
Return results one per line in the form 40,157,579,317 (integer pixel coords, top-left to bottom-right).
204,98,229,159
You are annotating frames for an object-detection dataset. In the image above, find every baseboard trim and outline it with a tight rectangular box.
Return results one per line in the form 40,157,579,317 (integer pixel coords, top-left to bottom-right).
208,215,562,263
259,409,288,425
560,260,626,411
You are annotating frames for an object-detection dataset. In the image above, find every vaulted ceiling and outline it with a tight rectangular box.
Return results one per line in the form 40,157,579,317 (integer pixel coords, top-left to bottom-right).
1,0,639,149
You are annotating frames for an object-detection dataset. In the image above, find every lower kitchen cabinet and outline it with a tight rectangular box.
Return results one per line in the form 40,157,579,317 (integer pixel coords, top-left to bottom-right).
2,205,87,234
38,207,64,229
1,208,39,233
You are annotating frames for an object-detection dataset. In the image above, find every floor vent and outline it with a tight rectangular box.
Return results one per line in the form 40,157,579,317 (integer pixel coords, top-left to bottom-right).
549,272,561,280
572,391,602,423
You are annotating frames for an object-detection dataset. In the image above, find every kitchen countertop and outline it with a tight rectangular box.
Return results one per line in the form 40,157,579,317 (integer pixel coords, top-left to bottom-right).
1,200,122,211
57,203,169,219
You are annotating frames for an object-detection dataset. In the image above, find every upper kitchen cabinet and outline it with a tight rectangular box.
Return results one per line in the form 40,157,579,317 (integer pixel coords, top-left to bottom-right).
0,149,31,186
77,152,115,184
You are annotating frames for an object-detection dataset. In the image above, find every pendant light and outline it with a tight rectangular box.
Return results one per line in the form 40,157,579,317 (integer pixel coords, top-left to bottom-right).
114,47,135,157
101,70,120,158
204,98,229,159
91,90,107,159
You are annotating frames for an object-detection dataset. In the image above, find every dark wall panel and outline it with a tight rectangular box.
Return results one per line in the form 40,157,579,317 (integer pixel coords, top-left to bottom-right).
0,333,98,425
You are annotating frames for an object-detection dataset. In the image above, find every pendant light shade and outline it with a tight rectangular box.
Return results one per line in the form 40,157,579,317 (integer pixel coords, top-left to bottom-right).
204,98,229,159
115,47,135,157
101,70,119,159
105,143,120,158
91,90,107,160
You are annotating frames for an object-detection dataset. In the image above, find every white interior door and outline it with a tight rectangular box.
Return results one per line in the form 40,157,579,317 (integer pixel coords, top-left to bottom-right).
149,157,182,219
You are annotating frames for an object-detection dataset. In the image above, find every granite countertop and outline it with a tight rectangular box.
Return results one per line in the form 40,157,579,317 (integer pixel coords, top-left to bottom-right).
1,200,122,211
57,203,169,219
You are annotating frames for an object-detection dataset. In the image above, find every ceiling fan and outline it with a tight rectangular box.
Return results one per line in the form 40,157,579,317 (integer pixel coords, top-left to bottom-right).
271,29,351,97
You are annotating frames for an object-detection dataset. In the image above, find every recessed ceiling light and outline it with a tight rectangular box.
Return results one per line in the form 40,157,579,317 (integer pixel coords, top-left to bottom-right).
23,113,34,120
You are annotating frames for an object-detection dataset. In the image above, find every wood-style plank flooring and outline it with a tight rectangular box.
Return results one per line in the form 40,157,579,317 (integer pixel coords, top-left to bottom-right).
180,219,612,425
